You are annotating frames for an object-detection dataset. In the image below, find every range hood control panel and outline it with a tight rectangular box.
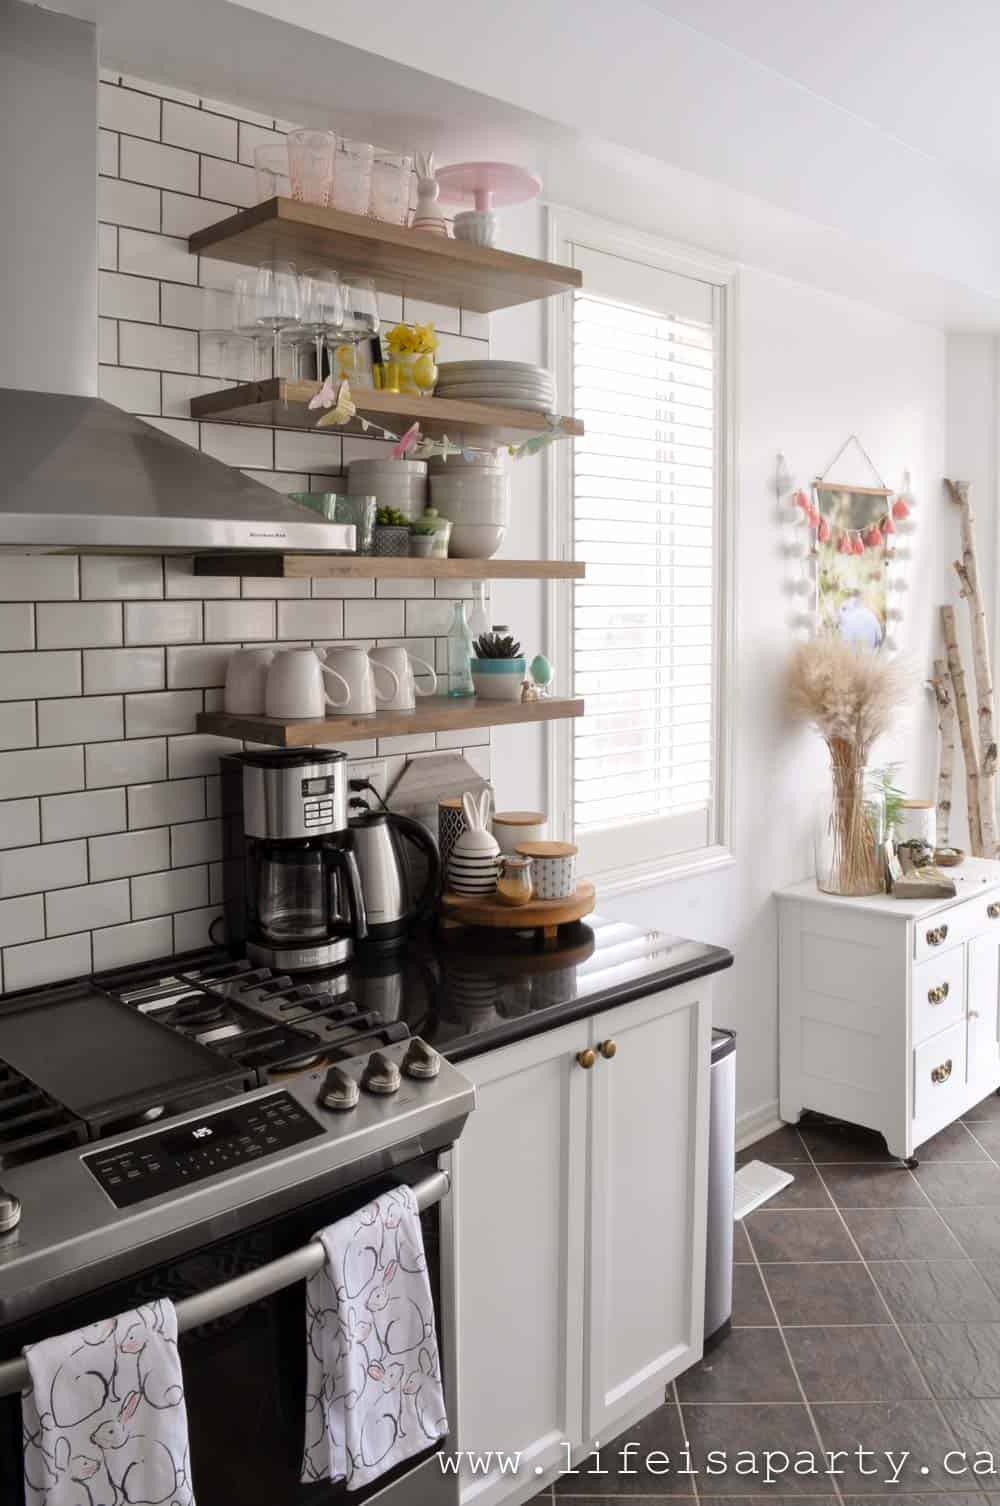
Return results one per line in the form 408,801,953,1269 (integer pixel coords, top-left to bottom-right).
83,1093,323,1208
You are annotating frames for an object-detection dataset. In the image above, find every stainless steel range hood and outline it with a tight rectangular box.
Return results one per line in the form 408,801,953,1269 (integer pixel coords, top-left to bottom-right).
0,390,354,554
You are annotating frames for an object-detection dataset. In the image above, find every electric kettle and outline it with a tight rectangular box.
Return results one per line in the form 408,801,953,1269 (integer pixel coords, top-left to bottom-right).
349,810,442,949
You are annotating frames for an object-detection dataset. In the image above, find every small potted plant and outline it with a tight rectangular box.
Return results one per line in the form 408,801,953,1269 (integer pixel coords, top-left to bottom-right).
373,506,412,557
470,629,527,701
383,322,439,395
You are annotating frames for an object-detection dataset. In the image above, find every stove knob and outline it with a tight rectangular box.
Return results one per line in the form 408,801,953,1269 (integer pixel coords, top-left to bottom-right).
401,1038,441,1080
361,1051,402,1096
0,1186,21,1233
318,1066,360,1112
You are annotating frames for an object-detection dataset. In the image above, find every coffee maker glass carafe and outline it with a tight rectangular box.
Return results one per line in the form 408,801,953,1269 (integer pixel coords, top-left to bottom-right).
256,842,353,943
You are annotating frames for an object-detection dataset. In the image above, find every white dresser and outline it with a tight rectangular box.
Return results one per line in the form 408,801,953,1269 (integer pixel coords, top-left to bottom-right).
777,858,1000,1162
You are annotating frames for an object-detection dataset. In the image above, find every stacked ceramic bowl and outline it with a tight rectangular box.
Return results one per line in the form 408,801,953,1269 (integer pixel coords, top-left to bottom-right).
435,361,556,414
346,458,428,521
430,452,510,558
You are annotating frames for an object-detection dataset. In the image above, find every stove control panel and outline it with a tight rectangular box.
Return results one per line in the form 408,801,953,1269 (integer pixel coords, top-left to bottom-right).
83,1093,324,1208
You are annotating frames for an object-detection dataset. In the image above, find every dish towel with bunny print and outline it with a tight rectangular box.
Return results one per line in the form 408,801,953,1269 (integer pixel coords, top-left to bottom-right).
301,1184,448,1491
21,1298,194,1506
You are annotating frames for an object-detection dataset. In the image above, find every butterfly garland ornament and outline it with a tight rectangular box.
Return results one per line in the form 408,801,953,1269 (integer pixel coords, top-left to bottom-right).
308,377,401,441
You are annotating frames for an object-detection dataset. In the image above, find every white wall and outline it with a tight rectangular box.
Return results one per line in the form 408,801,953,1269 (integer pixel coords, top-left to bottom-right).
493,208,949,1131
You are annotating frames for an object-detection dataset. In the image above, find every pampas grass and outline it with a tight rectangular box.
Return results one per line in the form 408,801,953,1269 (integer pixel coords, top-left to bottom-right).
786,639,914,895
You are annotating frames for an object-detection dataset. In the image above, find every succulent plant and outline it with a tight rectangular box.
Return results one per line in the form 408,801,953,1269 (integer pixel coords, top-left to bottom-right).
474,630,522,659
375,506,411,528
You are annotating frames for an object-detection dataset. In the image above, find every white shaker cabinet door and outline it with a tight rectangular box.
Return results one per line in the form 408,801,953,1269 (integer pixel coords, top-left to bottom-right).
967,932,1000,1094
585,984,711,1440
454,1021,590,1506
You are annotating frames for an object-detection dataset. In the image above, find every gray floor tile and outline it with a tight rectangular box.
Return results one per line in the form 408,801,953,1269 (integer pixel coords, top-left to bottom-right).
552,1400,694,1496
842,1208,963,1260
938,1399,1000,1481
902,1323,1000,1398
809,1401,961,1490
941,1207,1000,1258
820,1165,929,1209
677,1329,799,1402
763,1262,891,1325
737,1126,810,1165
760,1167,833,1210
963,1119,1000,1159
670,1405,830,1496
799,1121,897,1163
841,1497,983,1506
745,1210,859,1262
868,1260,1000,1323
784,1325,928,1401
917,1121,990,1161
733,1219,753,1263
915,1163,1000,1206
961,1092,1000,1123
732,1264,776,1326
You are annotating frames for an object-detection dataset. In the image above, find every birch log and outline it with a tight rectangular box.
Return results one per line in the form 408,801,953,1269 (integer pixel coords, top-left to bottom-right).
930,657,955,847
946,478,998,853
942,603,983,855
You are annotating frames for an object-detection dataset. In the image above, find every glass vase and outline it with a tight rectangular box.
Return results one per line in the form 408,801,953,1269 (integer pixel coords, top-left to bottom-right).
815,765,886,896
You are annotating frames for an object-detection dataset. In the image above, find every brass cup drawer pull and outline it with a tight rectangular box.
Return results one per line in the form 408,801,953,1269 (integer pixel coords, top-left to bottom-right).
598,1039,617,1060
577,1048,597,1070
925,925,949,947
928,982,950,1005
931,1059,954,1086
989,902,1000,919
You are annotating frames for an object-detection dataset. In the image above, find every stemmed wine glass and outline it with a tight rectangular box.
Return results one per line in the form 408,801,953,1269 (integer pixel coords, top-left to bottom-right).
254,259,302,384
299,268,344,384
233,273,270,383
199,288,244,386
338,275,380,388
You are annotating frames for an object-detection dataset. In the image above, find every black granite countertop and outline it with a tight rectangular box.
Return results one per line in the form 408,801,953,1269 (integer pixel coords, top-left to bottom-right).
350,914,733,1062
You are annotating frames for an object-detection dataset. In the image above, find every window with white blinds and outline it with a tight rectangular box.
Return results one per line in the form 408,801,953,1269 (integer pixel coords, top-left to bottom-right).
562,238,729,879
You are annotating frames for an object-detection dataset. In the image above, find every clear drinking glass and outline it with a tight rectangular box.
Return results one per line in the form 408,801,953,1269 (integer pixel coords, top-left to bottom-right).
336,276,380,390
254,260,302,382
369,152,414,224
286,129,336,206
332,138,374,215
254,142,291,203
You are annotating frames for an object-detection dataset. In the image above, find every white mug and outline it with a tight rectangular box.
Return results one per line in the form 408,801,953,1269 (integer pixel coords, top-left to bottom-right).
224,647,275,715
265,648,350,719
320,645,399,715
368,645,437,711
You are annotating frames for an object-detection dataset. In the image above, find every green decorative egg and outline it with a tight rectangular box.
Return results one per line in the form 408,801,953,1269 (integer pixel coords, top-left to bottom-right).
530,653,553,686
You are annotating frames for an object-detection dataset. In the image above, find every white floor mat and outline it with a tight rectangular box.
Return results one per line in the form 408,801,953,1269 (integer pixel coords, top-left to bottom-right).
734,1160,795,1220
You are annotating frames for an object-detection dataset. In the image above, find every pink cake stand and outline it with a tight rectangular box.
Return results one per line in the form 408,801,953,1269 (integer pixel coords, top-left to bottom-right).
434,161,542,247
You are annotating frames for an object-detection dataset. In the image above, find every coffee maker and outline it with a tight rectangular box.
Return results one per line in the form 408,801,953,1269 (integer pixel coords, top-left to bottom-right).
221,750,367,971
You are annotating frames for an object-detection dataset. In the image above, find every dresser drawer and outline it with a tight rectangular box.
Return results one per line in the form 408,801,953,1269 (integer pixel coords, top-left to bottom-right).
912,949,965,1044
913,1020,966,1121
913,893,1000,962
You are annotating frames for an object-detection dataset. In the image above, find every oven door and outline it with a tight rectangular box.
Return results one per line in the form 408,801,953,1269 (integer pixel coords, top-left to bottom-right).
0,1151,457,1506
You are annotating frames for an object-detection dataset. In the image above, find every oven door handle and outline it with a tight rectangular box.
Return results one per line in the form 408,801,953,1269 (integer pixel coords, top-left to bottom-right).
0,1168,450,1401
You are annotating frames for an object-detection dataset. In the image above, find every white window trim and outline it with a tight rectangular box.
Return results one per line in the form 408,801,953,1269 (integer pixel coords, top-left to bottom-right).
545,205,738,896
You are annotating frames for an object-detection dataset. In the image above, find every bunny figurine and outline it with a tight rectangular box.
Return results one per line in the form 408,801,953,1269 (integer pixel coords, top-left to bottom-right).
411,153,449,237
446,790,500,895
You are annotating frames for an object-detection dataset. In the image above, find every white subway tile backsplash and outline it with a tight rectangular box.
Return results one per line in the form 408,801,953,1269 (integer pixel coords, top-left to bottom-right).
0,557,78,602
93,916,173,972
124,600,202,646
376,732,437,756
86,738,166,789
99,271,159,323
90,827,170,881
99,129,119,177
166,644,234,689
119,323,198,374
167,734,239,779
42,788,126,842
404,600,455,637
237,120,284,166
0,801,39,851
99,318,118,364
174,906,222,952
376,578,433,599
38,697,124,747
461,309,491,341
98,177,161,232
0,747,83,800
99,83,160,140
131,866,208,920
0,652,81,702
125,690,202,738
0,604,34,650
164,557,239,600
242,575,308,599
119,229,197,285
36,602,122,650
312,578,376,599
161,192,232,238
204,775,220,817
128,778,204,829
98,365,161,415
171,819,222,866
402,298,460,335
120,75,199,106
202,601,274,641
204,97,274,129
145,417,199,446
84,648,164,695
200,156,256,207
81,556,163,600
120,135,198,194
0,895,45,947
0,703,35,752
46,880,131,937
162,100,237,159
273,430,344,474
200,424,274,470
98,223,118,271
0,841,87,897
276,601,344,640
3,933,92,992
345,600,405,639
159,286,210,331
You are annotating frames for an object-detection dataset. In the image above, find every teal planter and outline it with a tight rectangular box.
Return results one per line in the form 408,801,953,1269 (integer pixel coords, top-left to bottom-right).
470,657,526,702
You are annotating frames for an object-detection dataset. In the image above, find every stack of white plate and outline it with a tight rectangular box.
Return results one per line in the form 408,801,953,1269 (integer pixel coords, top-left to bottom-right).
435,361,556,414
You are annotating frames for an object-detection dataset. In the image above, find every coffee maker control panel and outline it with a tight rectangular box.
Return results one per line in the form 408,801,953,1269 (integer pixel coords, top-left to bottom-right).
302,774,339,829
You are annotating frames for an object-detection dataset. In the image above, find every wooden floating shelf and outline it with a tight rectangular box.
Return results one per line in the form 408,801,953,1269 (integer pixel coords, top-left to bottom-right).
192,555,584,581
190,197,582,314
197,697,584,748
190,379,582,445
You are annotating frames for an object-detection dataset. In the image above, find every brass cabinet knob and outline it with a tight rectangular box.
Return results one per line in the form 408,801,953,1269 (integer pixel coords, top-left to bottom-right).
928,982,950,1005
577,1048,597,1070
931,1059,953,1086
989,903,1000,919
598,1039,618,1060
926,925,949,947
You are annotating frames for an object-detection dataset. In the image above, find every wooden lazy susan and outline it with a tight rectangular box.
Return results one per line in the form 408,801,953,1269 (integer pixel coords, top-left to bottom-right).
440,881,595,944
